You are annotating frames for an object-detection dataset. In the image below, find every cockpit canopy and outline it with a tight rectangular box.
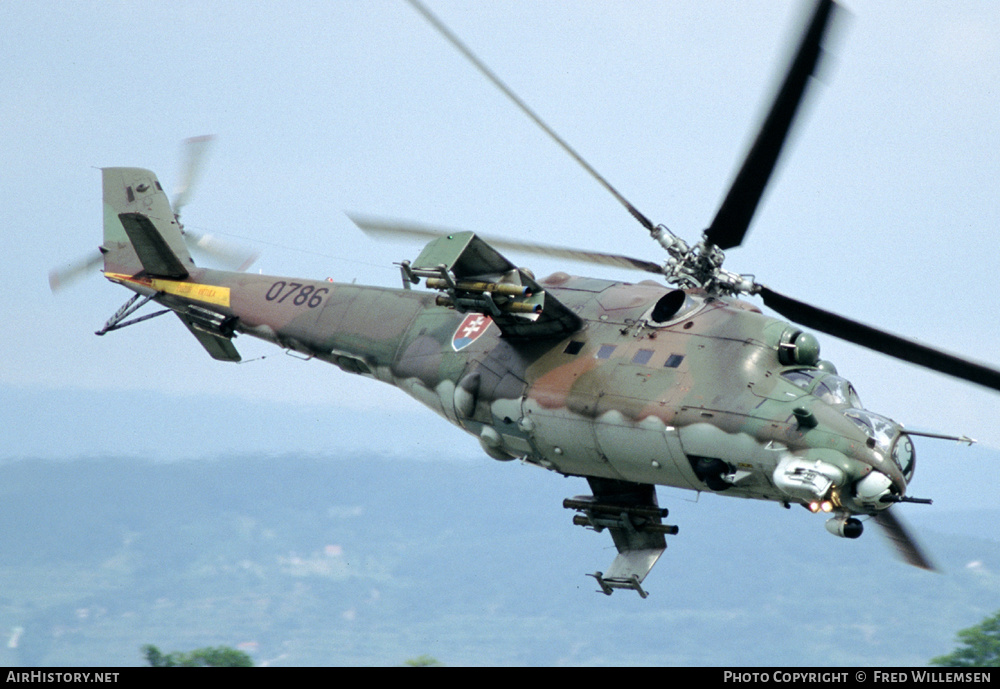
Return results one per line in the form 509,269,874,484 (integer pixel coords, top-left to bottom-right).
781,369,914,481
781,369,862,409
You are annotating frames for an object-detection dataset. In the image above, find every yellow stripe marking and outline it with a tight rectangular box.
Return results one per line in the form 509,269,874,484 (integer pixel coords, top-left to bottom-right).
105,273,231,308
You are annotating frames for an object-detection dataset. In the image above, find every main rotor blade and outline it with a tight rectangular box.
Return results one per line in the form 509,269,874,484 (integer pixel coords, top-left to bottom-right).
404,0,656,235
705,0,839,251
349,214,664,275
759,285,1000,393
874,509,936,571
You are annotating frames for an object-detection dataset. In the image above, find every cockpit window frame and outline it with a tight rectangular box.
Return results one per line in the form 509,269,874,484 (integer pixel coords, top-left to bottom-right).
780,369,863,409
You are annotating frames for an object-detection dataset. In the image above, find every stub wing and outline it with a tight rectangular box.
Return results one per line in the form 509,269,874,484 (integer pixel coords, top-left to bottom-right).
406,231,582,339
565,478,678,598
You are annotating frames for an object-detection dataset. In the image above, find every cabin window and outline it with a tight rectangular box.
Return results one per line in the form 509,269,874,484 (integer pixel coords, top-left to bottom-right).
664,354,684,368
596,344,616,359
564,340,585,355
631,349,654,365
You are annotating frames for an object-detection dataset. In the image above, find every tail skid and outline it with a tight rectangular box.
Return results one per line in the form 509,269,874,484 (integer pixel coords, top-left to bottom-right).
94,293,169,336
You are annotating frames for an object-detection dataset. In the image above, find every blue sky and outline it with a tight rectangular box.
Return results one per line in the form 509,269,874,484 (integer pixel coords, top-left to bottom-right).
4,1,1000,506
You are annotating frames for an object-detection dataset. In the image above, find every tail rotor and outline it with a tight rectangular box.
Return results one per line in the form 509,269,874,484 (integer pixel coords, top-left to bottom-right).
50,136,258,293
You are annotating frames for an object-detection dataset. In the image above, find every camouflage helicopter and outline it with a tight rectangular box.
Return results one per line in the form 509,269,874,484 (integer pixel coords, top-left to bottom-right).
54,0,1000,598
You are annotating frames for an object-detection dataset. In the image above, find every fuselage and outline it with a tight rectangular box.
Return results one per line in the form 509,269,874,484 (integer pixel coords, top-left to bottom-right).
110,264,913,518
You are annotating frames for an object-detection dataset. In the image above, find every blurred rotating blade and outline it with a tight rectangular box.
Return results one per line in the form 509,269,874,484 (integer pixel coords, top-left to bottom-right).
171,135,258,271
349,214,664,275
758,286,1000,393
184,230,259,272
172,135,215,218
705,0,841,251
49,250,104,292
404,0,657,235
874,509,936,571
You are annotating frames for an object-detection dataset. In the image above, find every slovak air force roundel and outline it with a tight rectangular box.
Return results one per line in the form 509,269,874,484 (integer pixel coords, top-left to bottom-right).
452,313,493,351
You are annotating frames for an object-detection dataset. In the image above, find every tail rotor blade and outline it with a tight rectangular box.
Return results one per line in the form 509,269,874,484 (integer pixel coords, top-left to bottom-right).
185,231,259,272
49,250,104,292
172,135,215,218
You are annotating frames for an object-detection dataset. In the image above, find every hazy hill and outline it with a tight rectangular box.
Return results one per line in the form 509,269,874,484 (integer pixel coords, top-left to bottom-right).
0,453,998,666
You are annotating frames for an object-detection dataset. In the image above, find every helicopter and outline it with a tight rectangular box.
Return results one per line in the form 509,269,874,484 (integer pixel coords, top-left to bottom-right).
53,0,1000,598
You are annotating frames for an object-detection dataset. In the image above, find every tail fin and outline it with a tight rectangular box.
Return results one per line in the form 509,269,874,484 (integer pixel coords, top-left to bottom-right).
100,168,241,362
101,168,194,278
